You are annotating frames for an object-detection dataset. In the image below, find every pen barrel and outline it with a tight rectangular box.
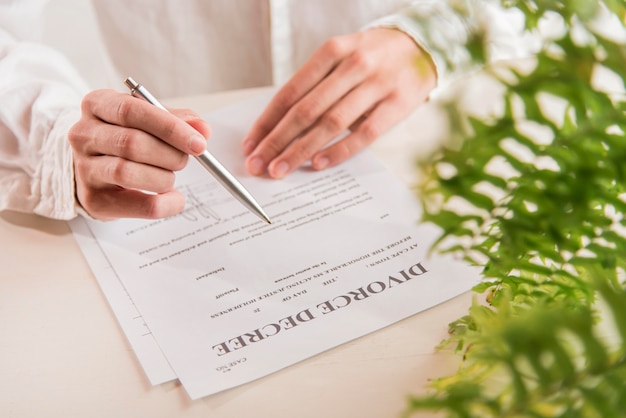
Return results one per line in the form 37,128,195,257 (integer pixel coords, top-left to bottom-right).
124,76,270,224
136,85,168,112
195,151,270,223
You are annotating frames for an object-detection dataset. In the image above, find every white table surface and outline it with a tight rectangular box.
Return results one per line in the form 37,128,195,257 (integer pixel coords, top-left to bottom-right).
0,86,476,418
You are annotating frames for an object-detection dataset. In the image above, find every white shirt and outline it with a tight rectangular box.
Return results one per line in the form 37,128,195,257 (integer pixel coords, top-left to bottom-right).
0,0,525,220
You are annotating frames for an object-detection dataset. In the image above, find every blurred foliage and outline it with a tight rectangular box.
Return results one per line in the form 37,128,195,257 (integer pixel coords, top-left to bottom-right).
406,1,626,417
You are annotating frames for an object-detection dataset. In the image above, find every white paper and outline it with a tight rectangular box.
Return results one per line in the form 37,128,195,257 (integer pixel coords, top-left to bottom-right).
70,93,478,399
68,218,177,385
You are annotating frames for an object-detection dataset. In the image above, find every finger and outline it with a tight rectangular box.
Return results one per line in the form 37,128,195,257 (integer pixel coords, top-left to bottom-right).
242,36,355,155
245,78,362,176
171,108,212,140
80,155,177,194
80,188,186,221
311,94,411,170
246,50,382,177
246,51,380,178
245,34,387,176
75,124,189,172
82,90,207,155
266,80,385,178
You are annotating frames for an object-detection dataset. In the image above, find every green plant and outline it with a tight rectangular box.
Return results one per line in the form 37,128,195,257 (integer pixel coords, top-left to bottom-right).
405,1,626,417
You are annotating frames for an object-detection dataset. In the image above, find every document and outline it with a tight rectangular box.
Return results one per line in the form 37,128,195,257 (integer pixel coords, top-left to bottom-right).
69,218,177,385
70,92,478,399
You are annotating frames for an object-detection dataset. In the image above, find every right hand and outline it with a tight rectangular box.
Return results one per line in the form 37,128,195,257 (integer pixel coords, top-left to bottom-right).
68,89,211,221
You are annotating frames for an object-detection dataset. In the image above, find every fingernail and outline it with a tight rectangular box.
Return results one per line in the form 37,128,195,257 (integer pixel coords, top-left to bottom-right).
248,156,265,175
271,161,290,178
190,133,206,154
313,157,330,170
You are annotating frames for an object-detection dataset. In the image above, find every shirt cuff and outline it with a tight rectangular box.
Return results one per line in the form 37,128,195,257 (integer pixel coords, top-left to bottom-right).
363,14,444,88
36,106,83,220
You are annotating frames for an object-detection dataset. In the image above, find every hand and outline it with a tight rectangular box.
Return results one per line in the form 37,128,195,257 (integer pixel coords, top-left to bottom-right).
242,27,437,179
68,89,211,220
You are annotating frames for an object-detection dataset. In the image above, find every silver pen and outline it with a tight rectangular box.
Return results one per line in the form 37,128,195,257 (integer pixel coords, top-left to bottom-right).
124,76,271,224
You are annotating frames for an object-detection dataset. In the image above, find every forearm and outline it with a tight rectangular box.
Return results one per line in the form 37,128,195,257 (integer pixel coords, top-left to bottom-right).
365,0,527,92
0,29,88,219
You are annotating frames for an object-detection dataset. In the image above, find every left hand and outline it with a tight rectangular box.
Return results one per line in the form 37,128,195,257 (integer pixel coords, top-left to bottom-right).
242,27,437,179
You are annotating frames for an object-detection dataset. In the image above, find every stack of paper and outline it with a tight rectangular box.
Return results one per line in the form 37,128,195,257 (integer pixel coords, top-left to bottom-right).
69,93,478,399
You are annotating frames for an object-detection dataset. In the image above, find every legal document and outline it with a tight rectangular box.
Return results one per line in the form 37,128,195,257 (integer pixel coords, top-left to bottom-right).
70,93,478,399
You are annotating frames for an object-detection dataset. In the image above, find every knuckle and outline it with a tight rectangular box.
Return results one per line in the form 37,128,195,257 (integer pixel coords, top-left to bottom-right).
77,188,107,220
73,157,90,177
348,50,373,72
260,137,286,157
143,198,161,219
357,119,382,142
161,118,178,142
115,97,134,126
113,130,135,155
160,171,177,191
293,99,321,126
81,188,99,208
150,178,174,197
322,36,345,60
80,90,99,113
334,141,354,161
321,110,347,133
67,123,84,148
107,158,130,184
288,140,316,162
297,142,318,161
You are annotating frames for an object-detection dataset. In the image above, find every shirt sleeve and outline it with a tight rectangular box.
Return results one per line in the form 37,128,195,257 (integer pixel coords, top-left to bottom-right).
364,0,529,94
0,2,89,220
